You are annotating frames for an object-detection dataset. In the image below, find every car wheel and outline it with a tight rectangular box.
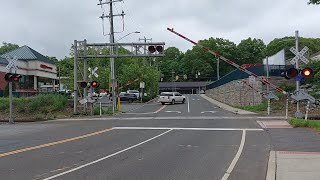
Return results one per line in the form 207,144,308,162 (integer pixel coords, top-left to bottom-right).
182,99,185,104
161,102,165,105
128,99,133,103
171,99,175,105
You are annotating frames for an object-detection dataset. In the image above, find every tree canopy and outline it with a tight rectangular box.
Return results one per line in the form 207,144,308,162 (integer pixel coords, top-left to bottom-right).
0,42,19,55
308,0,320,4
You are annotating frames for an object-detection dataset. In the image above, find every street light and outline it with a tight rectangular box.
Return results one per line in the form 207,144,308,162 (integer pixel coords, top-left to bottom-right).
115,31,140,42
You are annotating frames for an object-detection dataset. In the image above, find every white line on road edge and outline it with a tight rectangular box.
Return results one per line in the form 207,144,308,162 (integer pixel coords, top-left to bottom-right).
201,111,216,114
221,130,246,180
165,111,181,113
42,129,173,180
187,96,190,113
113,127,263,131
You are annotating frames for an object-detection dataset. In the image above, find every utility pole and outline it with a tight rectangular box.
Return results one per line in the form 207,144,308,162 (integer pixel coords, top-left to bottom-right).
99,0,125,113
171,71,175,92
266,56,271,115
73,40,78,114
9,70,13,124
295,30,301,117
83,39,88,113
217,57,220,80
139,37,152,65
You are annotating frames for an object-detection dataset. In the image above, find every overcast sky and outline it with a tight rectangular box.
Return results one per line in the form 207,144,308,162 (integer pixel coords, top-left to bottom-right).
0,0,319,59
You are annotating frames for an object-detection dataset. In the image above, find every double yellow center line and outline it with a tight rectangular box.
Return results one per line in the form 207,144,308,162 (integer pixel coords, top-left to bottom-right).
0,128,113,158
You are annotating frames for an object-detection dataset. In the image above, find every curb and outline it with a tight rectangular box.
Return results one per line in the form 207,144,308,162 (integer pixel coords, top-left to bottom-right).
266,151,276,180
200,94,257,115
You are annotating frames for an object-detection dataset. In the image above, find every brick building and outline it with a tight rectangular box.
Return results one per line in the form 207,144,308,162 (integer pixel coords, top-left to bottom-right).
0,46,57,96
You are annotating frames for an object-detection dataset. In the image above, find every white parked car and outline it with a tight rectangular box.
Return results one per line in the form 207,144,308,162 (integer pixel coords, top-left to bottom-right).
159,92,186,105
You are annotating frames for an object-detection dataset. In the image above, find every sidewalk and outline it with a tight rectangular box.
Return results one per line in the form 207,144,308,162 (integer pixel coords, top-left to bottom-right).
201,94,320,180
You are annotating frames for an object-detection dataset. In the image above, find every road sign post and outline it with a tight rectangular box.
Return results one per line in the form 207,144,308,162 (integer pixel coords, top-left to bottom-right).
5,56,18,124
140,82,145,103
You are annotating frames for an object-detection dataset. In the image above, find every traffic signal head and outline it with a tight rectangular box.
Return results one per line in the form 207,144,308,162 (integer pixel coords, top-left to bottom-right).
148,45,164,54
148,46,156,53
282,67,314,80
284,68,299,79
80,81,88,88
91,81,99,88
4,73,22,82
156,46,163,53
301,67,313,78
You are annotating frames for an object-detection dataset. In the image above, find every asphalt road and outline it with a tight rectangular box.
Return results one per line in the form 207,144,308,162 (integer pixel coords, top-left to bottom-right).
0,94,271,180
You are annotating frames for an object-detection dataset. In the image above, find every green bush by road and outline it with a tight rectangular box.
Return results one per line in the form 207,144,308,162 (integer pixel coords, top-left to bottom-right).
289,118,320,132
0,94,68,119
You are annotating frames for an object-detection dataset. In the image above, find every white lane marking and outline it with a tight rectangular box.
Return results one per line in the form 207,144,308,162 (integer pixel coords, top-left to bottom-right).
221,130,246,180
50,116,287,122
42,129,173,180
165,111,181,113
113,127,263,131
187,96,190,113
201,111,216,114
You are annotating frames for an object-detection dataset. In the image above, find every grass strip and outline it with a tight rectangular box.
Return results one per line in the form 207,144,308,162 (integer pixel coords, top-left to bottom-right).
289,118,320,132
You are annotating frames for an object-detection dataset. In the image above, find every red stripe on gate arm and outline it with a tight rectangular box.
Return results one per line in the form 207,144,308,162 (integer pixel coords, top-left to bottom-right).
226,59,233,65
276,87,284,92
263,80,270,85
203,47,209,51
251,74,258,78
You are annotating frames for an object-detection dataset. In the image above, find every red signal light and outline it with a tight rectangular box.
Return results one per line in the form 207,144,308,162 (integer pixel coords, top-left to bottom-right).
4,73,21,82
301,67,313,78
91,81,99,88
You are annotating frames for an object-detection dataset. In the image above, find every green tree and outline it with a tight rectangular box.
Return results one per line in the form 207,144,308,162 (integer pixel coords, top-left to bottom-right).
265,37,320,59
180,37,238,81
308,0,320,4
0,42,19,55
236,38,266,64
157,47,184,81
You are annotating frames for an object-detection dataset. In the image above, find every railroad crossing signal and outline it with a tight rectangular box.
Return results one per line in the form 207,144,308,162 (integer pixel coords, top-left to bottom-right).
88,67,98,78
5,56,18,72
91,81,99,88
282,67,314,80
301,67,313,78
290,46,309,65
5,73,22,82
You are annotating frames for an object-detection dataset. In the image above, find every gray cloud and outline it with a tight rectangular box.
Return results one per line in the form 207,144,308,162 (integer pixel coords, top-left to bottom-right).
0,0,319,59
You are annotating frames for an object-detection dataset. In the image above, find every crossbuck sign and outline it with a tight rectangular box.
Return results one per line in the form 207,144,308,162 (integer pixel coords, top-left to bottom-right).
88,67,98,78
5,56,18,72
290,46,309,65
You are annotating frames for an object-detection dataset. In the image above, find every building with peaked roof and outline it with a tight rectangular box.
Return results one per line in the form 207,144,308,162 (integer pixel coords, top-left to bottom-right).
0,46,58,96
